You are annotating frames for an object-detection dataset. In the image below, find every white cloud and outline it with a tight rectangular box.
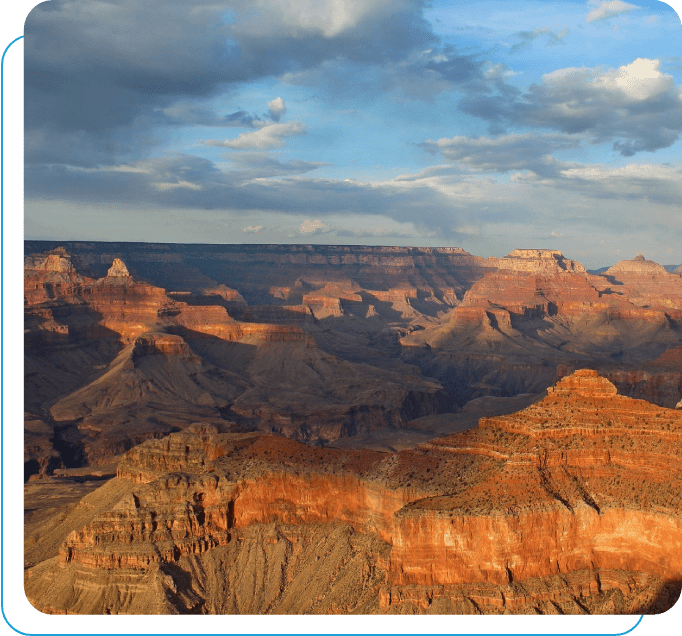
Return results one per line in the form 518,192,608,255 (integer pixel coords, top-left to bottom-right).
203,121,306,150
585,1,638,24
243,225,263,233
300,219,330,233
593,58,673,101
460,57,682,156
268,97,287,122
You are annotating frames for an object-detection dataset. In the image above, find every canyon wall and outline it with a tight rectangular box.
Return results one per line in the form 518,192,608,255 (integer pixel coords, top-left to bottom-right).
26,371,682,614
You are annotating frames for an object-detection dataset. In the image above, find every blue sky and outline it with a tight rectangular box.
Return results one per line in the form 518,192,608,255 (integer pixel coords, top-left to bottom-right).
23,0,682,267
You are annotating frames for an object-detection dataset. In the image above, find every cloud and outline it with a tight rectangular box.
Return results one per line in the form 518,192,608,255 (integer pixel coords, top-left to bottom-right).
585,1,638,24
546,163,682,205
243,225,263,233
421,133,580,177
509,27,570,54
459,58,682,156
25,152,456,230
281,45,487,103
268,97,287,122
24,0,438,168
152,179,203,191
300,219,330,234
203,121,307,150
24,150,682,267
592,57,672,101
161,104,264,128
224,152,330,178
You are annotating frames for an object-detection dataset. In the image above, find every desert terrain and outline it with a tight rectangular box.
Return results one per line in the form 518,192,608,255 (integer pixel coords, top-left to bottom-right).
23,242,682,614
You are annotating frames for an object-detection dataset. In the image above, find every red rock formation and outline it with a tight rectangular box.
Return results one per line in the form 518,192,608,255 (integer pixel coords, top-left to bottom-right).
28,371,681,614
604,255,682,311
486,249,586,274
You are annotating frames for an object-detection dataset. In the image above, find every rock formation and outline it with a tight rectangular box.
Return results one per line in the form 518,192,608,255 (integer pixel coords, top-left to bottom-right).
24,244,682,477
398,248,682,408
486,249,587,274
106,258,130,278
602,255,682,312
24,371,682,614
24,243,682,614
24,248,452,475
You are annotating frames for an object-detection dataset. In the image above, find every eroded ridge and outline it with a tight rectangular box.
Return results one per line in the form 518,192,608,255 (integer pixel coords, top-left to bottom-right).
25,371,682,614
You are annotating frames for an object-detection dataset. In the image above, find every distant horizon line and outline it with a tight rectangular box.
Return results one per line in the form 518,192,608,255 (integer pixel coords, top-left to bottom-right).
23,237,682,270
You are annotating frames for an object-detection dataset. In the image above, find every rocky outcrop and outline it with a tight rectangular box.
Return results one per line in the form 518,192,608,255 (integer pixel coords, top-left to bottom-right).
106,258,130,278
487,249,586,274
25,371,682,614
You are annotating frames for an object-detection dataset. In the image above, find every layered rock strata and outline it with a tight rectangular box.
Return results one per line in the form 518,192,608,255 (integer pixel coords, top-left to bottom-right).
25,244,682,473
604,255,682,311
25,371,682,614
25,250,450,472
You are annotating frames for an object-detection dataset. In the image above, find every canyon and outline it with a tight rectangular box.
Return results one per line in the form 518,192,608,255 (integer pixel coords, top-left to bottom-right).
25,371,682,614
23,242,682,614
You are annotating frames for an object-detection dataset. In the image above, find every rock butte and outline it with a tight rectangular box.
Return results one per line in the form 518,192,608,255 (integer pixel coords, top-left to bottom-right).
25,370,682,614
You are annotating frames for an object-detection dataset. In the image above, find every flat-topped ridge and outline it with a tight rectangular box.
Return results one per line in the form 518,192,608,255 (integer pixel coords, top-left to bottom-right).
507,249,564,259
487,249,587,274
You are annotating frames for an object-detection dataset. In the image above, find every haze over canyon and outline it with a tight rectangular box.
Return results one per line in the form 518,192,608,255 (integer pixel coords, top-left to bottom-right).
23,241,682,615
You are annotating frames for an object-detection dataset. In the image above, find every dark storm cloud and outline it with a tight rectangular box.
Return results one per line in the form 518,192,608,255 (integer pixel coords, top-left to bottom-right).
24,0,442,167
24,0,498,172
458,58,682,156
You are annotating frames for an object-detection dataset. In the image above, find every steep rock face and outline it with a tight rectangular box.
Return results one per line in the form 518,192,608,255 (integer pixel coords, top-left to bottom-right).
606,254,670,276
26,372,682,614
24,414,61,480
446,249,655,325
24,250,87,306
26,253,169,347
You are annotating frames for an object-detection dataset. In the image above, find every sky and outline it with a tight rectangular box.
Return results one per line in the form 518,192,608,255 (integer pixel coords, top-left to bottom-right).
22,0,682,268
